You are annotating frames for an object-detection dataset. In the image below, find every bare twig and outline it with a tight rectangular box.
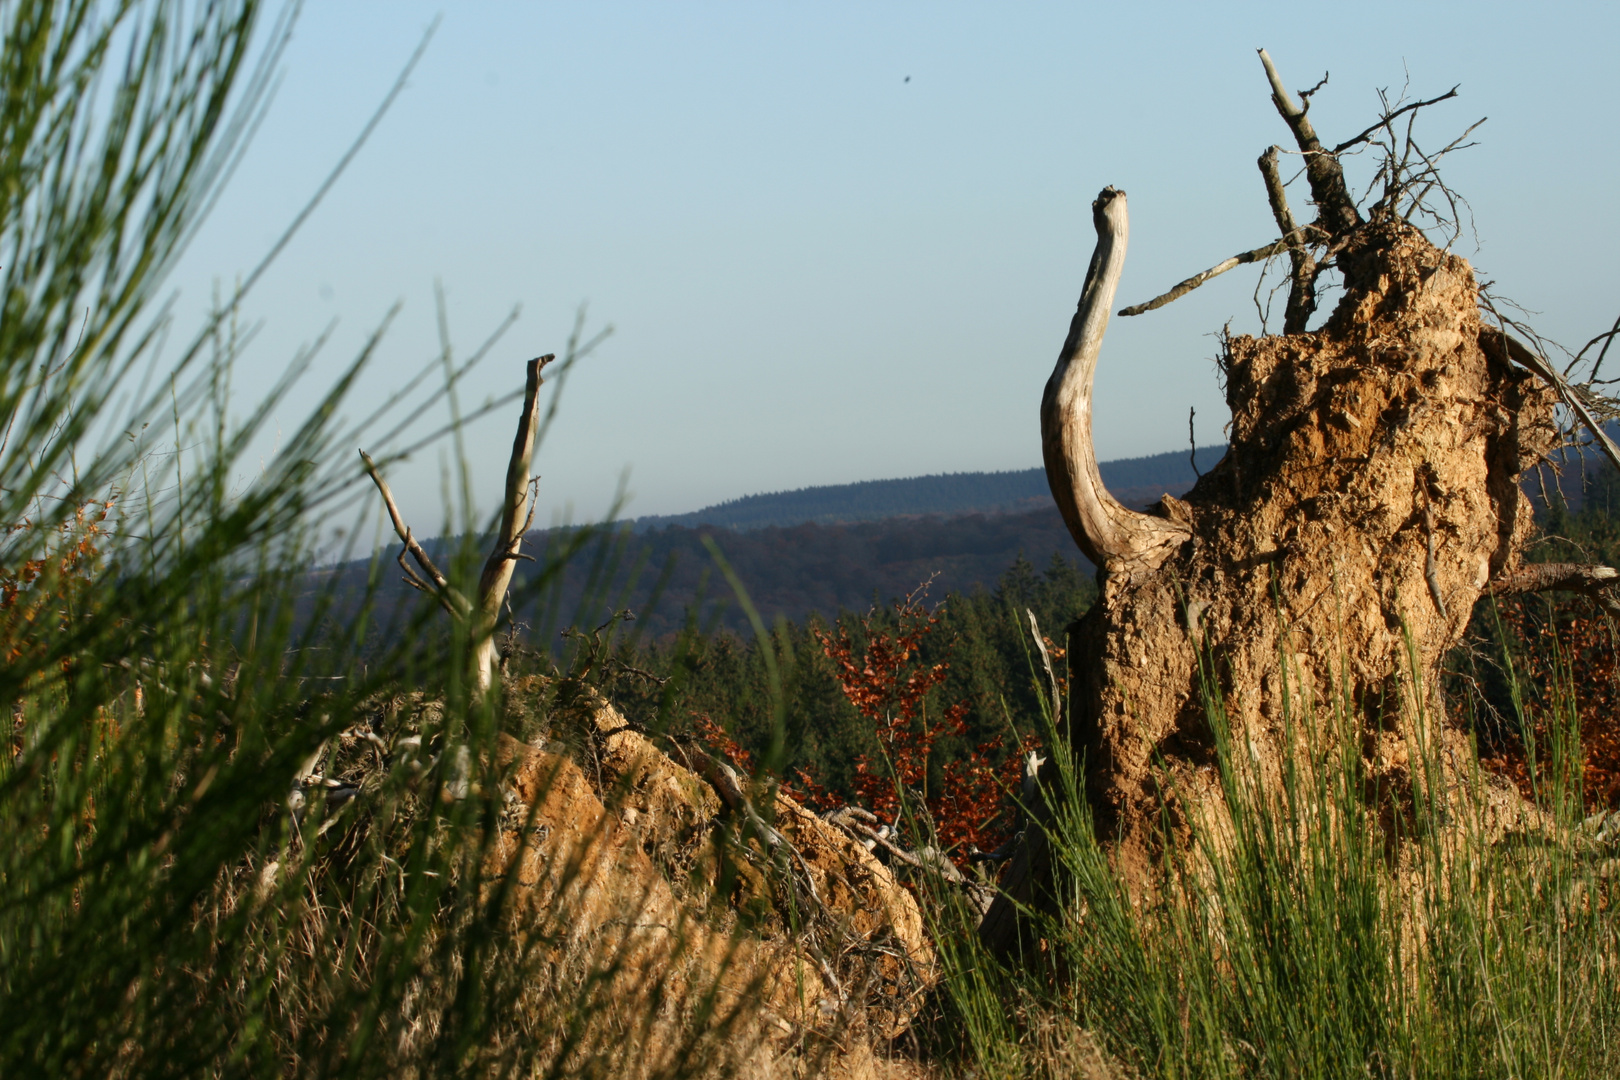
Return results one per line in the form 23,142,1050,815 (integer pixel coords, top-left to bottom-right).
1573,312,1620,382
1119,233,1319,317
360,451,470,617
1297,70,1330,105
1332,86,1461,154
1393,120,1484,245
395,540,459,618
560,609,637,683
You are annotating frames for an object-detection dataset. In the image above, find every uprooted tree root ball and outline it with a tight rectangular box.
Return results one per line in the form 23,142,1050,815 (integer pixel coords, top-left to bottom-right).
1090,223,1555,882
982,49,1606,952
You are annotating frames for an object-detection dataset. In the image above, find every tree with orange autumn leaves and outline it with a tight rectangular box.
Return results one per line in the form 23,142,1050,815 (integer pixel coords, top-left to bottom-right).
695,581,1043,869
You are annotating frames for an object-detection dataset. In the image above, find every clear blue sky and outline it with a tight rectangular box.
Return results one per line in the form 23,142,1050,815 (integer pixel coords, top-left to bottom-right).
166,1,1620,534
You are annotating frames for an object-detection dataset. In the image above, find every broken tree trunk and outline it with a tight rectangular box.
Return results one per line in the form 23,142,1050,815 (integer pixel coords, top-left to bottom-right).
470,357,547,693
982,58,1576,953
986,194,1559,951
362,354,552,698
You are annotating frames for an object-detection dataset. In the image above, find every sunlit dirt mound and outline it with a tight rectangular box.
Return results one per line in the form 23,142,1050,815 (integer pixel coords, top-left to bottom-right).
488,686,937,1075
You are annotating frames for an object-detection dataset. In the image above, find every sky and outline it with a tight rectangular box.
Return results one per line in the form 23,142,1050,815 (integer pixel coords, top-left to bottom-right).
164,1,1620,536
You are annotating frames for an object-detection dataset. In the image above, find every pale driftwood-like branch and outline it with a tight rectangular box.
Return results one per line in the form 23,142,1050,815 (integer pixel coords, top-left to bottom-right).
1044,188,1192,575
1489,563,1620,597
1026,608,1062,718
362,353,555,695
470,354,554,694
360,450,470,618
1481,325,1620,478
821,806,986,911
1489,563,1620,594
1489,563,1620,618
1257,48,1361,237
1259,145,1318,334
674,742,830,909
360,451,443,585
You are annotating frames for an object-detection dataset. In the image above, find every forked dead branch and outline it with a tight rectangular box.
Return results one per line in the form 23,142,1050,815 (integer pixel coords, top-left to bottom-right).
360,352,551,696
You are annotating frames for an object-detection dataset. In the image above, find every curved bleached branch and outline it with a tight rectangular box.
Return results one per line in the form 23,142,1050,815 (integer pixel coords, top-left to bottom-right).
1041,188,1192,575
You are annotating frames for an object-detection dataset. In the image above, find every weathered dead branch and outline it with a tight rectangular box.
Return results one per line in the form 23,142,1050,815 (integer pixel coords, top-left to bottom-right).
1117,233,1319,318
1257,48,1362,236
1027,607,1063,718
359,451,470,618
1481,325,1620,477
1042,187,1192,576
361,353,554,695
1121,51,1478,324
1259,146,1318,334
1489,562,1620,615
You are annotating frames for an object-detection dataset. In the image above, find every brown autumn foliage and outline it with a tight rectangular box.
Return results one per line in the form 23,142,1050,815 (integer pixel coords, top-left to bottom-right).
1,501,110,664
3,501,112,757
1478,597,1620,811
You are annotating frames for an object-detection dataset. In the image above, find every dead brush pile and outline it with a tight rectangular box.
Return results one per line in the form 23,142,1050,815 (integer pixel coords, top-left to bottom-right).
195,675,944,1078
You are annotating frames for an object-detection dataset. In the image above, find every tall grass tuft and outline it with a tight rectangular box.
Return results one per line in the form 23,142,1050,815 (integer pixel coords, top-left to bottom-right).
926,605,1620,1078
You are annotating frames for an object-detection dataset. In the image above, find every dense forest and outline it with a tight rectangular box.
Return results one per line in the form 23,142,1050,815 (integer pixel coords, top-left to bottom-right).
590,551,1094,811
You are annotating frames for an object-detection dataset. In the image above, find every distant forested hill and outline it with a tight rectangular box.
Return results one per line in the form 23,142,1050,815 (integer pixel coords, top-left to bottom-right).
508,444,1226,639
318,440,1616,651
317,505,1090,648
323,444,1228,646
633,444,1228,531
514,506,1085,642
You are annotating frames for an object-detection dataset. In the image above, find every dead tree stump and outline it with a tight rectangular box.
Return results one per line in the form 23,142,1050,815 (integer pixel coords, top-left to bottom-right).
982,60,1565,951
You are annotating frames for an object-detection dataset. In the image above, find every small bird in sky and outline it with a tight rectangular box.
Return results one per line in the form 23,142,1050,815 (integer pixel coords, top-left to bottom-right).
904,75,910,83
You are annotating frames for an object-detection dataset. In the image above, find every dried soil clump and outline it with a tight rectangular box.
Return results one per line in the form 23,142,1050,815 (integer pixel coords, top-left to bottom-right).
1068,222,1557,889
485,688,938,1072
